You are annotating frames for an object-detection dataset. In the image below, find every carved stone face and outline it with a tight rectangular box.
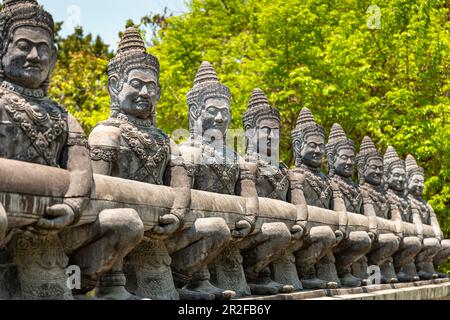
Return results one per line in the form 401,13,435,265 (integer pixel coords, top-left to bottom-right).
2,26,55,89
334,147,355,178
117,68,159,119
408,173,424,197
299,134,325,168
200,97,231,136
248,118,279,158
363,158,383,185
387,167,406,192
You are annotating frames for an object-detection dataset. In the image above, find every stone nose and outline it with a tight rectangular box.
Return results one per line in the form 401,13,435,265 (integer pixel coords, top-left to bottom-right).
27,46,40,62
215,111,223,123
139,85,150,97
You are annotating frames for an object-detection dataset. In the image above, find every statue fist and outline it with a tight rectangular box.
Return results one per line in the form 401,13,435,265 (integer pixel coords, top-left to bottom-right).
151,214,180,238
334,230,344,243
37,204,75,231
231,220,252,239
368,231,378,243
291,224,305,240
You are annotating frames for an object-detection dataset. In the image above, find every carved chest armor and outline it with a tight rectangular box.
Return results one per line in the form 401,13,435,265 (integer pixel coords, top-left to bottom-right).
408,196,431,225
361,184,390,219
256,162,289,201
0,87,68,167
387,189,412,223
95,117,170,185
193,145,240,195
293,164,332,209
331,175,363,214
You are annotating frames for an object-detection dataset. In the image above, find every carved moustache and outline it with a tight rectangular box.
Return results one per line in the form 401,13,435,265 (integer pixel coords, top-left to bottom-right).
134,96,153,111
23,62,43,71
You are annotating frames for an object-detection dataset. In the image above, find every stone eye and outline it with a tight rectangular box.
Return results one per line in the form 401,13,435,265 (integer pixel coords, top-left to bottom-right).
130,80,141,89
38,44,50,56
17,40,30,51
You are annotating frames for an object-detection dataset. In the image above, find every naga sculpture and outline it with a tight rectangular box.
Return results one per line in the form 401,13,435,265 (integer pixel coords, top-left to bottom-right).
242,88,301,292
383,146,422,282
290,109,371,288
357,137,401,284
88,29,231,300
179,62,293,297
405,155,450,279
0,0,143,300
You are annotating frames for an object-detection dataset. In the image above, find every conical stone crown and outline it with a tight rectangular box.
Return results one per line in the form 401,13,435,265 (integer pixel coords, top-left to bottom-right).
193,61,219,87
328,123,347,145
117,27,146,55
247,88,270,110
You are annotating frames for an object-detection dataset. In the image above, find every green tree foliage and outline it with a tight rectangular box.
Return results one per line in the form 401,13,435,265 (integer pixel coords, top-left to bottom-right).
49,27,112,133
144,0,450,240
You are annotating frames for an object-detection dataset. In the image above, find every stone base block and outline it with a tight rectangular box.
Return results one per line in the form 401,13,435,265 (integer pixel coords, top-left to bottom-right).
240,279,449,300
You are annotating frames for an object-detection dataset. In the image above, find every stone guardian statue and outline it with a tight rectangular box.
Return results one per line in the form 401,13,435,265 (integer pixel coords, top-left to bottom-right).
242,88,300,292
383,146,422,282
405,154,450,279
357,136,401,284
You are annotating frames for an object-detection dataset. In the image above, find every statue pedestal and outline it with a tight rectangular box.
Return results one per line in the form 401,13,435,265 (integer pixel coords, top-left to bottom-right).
10,233,72,300
125,237,179,300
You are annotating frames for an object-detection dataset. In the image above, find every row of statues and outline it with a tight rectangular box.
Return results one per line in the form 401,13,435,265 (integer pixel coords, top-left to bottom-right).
0,0,448,300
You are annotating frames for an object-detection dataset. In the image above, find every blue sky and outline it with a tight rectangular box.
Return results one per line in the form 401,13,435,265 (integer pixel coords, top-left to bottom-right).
40,0,187,49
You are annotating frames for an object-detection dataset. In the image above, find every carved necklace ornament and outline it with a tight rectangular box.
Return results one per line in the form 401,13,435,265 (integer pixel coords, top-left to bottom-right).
293,164,332,208
255,156,289,200
201,143,239,195
360,183,390,218
100,114,170,184
331,175,362,212
0,85,68,167
0,80,45,99
386,189,411,222
409,196,431,225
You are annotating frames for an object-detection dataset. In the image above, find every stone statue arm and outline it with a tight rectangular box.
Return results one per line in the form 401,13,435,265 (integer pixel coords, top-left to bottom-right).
428,204,443,241
361,190,378,242
159,139,194,234
39,114,93,229
411,206,424,242
389,203,404,240
330,180,348,242
236,159,259,237
88,125,121,176
288,170,309,239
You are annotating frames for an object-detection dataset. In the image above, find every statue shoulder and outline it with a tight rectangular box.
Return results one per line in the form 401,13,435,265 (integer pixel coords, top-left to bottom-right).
66,113,83,134
178,141,202,165
88,122,122,149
